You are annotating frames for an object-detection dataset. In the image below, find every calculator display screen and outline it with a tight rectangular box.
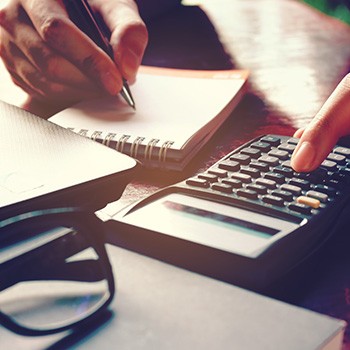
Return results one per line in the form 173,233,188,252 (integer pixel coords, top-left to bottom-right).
163,201,279,237
122,193,299,257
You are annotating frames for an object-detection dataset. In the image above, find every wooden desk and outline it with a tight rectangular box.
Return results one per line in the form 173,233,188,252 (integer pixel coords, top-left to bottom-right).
2,0,350,347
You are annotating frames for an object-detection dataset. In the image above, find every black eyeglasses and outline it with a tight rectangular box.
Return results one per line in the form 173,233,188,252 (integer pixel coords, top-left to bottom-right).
0,207,115,336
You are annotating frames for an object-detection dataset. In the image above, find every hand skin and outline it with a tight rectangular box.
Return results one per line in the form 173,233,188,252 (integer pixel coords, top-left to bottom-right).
291,74,350,172
0,0,148,113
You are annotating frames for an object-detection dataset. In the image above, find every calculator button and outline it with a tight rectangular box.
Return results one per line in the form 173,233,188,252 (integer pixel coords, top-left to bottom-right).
281,160,292,168
313,184,336,197
280,184,302,196
339,167,350,176
274,166,294,177
237,189,258,200
308,168,328,183
271,190,294,202
326,178,344,188
260,136,281,146
288,203,312,215
231,172,252,183
278,143,296,153
246,184,268,194
222,178,243,188
241,147,261,158
330,173,346,183
250,141,271,152
320,160,337,171
293,171,309,179
208,168,228,178
240,166,260,178
327,153,346,165
306,190,329,203
219,160,240,172
230,153,251,165
250,161,269,172
334,146,350,158
287,137,299,145
258,155,279,166
289,177,310,190
186,178,210,188
262,195,284,207
211,182,233,194
268,149,289,160
256,178,277,189
264,172,285,184
296,196,321,209
198,173,218,182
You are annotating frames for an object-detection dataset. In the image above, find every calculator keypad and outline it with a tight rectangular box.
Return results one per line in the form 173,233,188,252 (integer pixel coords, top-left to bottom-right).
184,135,350,220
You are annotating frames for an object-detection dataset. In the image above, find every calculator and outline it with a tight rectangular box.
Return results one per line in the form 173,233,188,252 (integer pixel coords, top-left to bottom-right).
107,135,350,294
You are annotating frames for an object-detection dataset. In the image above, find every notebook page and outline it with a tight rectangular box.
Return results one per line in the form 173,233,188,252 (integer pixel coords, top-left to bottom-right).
50,66,248,152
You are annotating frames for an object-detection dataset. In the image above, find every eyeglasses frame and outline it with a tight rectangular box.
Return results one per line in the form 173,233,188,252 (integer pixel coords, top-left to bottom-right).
0,207,115,336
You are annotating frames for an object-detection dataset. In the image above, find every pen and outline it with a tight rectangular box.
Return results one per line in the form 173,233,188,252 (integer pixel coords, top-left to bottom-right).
63,0,136,109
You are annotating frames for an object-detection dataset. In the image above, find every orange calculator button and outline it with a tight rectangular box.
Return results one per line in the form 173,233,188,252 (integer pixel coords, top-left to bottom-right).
296,196,320,209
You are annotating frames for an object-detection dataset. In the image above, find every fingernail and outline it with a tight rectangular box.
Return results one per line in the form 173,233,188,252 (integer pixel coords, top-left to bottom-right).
291,141,316,172
101,71,119,95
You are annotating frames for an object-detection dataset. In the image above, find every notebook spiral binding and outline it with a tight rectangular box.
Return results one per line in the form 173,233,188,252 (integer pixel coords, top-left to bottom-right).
69,128,175,165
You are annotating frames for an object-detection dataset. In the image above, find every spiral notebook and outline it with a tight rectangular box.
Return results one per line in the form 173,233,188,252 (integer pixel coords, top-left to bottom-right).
49,66,249,171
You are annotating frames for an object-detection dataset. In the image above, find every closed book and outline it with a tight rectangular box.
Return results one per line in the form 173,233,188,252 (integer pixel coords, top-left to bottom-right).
0,100,138,218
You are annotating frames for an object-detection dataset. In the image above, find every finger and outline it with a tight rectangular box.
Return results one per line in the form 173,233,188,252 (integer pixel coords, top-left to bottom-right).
3,39,46,96
21,0,122,95
38,82,104,105
92,0,148,82
1,32,33,95
293,128,304,138
8,68,42,99
7,40,103,104
1,7,96,90
2,33,54,98
291,74,350,172
16,26,96,89
0,30,14,70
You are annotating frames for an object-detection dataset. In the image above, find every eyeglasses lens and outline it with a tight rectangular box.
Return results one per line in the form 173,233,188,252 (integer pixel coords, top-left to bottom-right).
0,225,110,332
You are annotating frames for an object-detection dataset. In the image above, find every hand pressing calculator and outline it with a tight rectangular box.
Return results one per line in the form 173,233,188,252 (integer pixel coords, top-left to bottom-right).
108,135,350,294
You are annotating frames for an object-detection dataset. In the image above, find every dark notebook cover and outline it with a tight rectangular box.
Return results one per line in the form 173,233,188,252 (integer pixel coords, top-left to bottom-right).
0,101,138,219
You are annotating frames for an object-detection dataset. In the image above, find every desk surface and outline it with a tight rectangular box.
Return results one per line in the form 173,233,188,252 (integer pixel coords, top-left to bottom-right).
2,0,350,348
0,245,345,350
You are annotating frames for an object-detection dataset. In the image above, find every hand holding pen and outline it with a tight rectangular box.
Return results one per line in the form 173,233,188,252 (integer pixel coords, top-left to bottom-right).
0,0,148,111
63,0,140,108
